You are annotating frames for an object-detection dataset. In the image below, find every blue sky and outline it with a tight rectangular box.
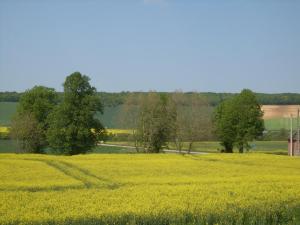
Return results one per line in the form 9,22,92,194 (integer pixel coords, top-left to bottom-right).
0,0,299,93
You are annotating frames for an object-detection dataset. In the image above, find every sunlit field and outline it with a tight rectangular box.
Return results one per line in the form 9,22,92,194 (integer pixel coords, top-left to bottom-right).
1,153,300,225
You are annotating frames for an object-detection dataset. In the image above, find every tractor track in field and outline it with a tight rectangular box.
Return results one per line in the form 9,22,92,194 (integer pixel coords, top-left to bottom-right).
21,158,122,191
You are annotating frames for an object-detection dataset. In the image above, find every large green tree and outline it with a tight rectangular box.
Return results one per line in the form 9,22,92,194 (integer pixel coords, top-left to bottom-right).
16,86,58,127
47,72,104,155
10,86,57,153
214,89,264,153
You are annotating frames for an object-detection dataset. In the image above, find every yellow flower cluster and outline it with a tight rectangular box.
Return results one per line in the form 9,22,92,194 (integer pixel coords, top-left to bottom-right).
0,153,300,224
0,126,9,134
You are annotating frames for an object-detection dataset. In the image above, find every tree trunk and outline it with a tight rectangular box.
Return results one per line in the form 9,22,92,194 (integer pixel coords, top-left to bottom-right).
224,148,233,153
188,142,193,154
224,142,233,153
239,146,244,153
175,138,182,154
134,140,139,153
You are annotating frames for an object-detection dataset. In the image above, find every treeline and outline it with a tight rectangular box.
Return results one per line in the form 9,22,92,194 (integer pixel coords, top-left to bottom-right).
1,91,300,106
2,70,277,154
10,72,105,155
116,89,264,153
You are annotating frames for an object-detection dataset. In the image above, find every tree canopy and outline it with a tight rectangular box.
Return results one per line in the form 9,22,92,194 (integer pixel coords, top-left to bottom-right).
2,91,300,106
10,86,58,153
47,72,104,155
136,92,175,153
213,89,264,153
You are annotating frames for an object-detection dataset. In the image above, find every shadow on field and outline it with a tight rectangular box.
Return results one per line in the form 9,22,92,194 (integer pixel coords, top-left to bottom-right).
0,185,84,193
8,210,299,225
294,206,300,224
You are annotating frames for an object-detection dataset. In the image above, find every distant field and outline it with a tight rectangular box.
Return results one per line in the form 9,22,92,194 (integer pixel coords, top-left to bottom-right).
262,105,300,130
264,118,299,130
262,105,300,119
0,153,300,224
0,102,122,128
1,102,299,130
0,102,17,125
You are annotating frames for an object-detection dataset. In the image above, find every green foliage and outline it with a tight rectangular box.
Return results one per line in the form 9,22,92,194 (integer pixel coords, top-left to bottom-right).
10,113,45,153
47,72,104,155
2,91,300,106
234,89,265,152
214,89,264,153
137,92,175,153
213,100,236,152
10,86,58,153
17,86,58,129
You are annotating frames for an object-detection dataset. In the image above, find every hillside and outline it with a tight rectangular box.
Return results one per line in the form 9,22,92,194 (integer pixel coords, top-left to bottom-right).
1,92,300,106
0,102,18,126
262,105,300,119
262,105,300,131
1,102,299,130
0,102,122,128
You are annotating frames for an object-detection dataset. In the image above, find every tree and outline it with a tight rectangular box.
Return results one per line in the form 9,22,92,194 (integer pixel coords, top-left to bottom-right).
118,93,143,152
11,113,44,153
136,92,174,153
47,72,104,155
10,86,58,153
213,89,264,153
234,89,265,153
213,100,236,153
171,92,212,153
16,86,58,127
120,91,212,154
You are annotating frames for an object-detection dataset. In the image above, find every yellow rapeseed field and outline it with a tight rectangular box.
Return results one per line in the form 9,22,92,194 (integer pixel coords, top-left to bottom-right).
0,126,9,134
0,153,300,224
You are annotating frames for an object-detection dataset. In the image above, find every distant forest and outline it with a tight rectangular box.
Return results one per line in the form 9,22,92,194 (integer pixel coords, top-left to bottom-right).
0,91,300,107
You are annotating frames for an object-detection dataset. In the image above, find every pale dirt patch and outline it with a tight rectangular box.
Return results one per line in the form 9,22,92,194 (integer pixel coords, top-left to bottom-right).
262,105,300,119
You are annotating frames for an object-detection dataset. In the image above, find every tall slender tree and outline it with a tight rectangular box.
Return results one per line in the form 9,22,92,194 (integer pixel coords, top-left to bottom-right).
136,92,174,153
47,72,104,155
171,92,212,153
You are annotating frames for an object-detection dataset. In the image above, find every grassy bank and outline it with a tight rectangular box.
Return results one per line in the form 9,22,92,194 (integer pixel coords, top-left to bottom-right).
107,141,289,155
0,139,288,155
